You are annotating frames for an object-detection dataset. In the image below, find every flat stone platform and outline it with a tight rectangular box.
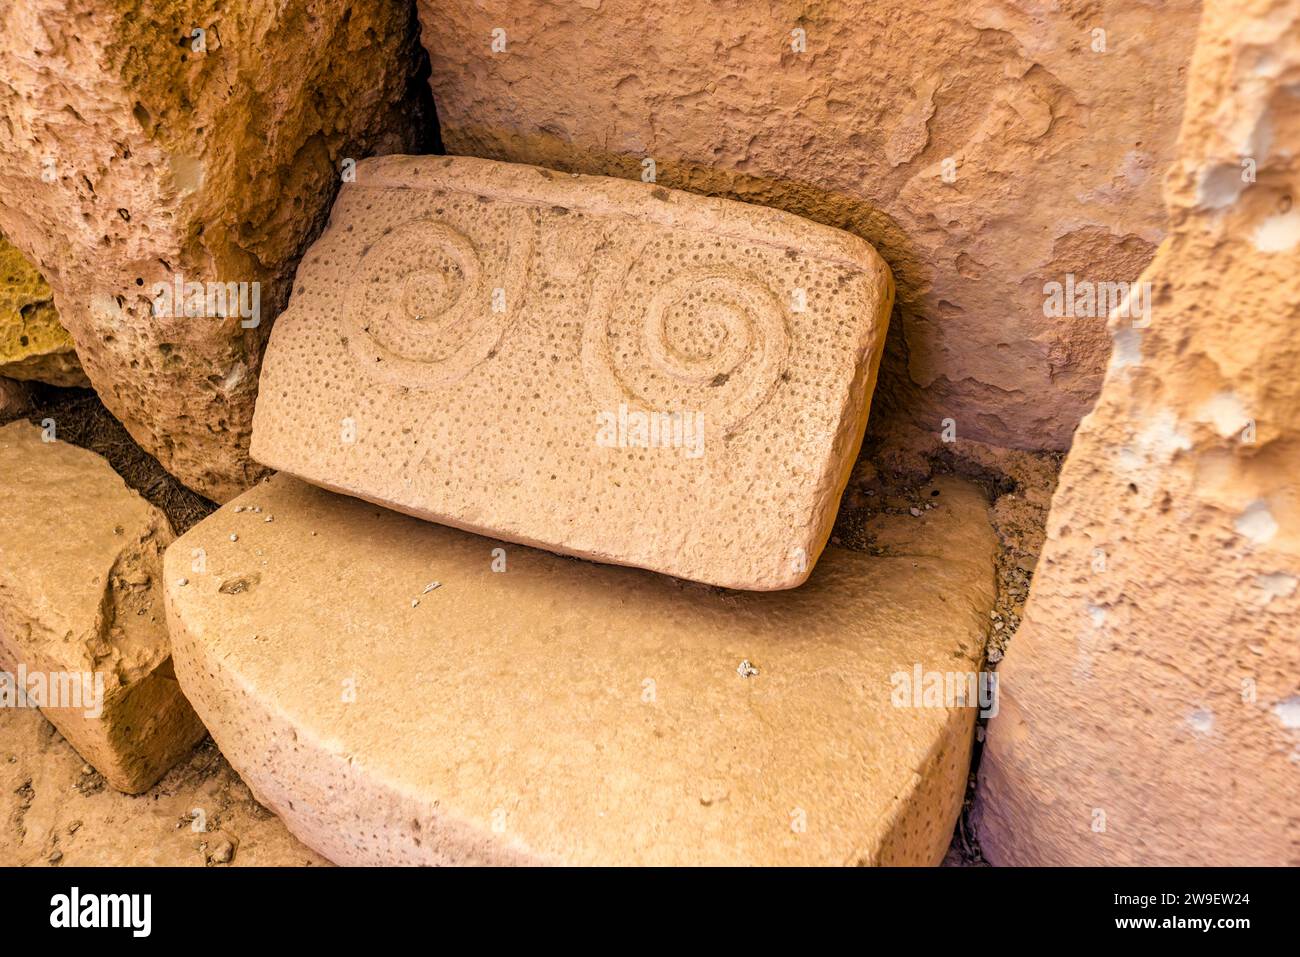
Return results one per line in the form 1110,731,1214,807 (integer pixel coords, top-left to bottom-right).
165,473,995,865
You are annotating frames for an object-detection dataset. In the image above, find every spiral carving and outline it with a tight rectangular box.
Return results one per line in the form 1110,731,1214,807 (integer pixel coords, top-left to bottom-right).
582,259,790,433
344,216,533,388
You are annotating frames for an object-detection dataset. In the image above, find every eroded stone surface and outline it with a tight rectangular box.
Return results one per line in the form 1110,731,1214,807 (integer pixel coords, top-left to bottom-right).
0,236,85,387
252,156,894,590
0,377,31,419
0,421,205,793
415,0,1201,452
976,0,1300,866
0,1,429,500
166,473,996,866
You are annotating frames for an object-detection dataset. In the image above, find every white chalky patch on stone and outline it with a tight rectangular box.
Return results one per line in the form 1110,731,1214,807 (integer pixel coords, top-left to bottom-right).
1198,391,1250,439
1109,327,1142,370
1085,602,1107,628
89,293,126,324
1196,162,1245,209
1117,409,1192,474
1235,500,1278,545
221,361,246,392
1187,708,1214,735
1273,696,1300,730
1116,448,1143,472
1254,572,1297,605
1252,208,1300,253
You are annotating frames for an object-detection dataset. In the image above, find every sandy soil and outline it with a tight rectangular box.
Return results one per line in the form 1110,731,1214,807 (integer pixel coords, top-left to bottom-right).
0,706,325,867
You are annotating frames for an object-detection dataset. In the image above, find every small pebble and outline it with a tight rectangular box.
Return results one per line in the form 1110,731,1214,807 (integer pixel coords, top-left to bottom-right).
177,577,188,587
421,581,441,594
909,507,922,517
264,515,273,523
411,599,420,608
736,659,759,679
229,533,238,542
211,840,234,865
233,506,244,513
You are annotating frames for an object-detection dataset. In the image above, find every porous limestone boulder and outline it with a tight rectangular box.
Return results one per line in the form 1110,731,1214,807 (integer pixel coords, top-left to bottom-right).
166,473,997,866
415,0,1201,451
0,235,85,387
0,0,429,500
976,0,1300,866
251,155,893,590
0,422,206,793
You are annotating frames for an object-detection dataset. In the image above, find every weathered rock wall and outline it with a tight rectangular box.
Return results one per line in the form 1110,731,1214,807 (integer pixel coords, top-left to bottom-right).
416,0,1201,451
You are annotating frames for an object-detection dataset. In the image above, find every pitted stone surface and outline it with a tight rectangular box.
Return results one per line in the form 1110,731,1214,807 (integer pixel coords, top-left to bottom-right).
0,236,85,388
976,0,1300,867
0,422,206,793
165,473,996,866
0,0,429,500
251,156,894,590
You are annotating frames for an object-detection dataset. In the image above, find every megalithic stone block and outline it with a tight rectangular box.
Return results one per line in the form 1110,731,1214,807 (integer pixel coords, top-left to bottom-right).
251,156,894,589
165,473,997,866
0,1,430,501
0,422,206,793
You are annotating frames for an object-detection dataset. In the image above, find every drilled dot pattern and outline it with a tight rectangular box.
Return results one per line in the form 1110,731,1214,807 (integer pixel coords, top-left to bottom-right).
250,157,892,589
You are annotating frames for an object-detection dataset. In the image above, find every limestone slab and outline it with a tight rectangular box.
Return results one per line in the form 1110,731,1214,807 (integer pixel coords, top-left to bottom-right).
165,473,995,866
251,156,894,590
0,422,206,793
